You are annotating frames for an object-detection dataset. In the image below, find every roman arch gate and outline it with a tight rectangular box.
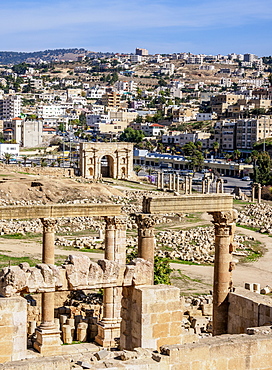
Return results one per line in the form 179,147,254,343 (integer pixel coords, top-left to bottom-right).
80,142,134,180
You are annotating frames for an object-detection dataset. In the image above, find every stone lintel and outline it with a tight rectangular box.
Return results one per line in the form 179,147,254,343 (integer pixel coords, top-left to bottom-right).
143,194,233,214
0,203,121,220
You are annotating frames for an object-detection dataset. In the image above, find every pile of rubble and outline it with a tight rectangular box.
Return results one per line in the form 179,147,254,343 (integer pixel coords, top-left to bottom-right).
55,236,104,250
126,226,255,264
237,203,272,234
182,295,213,337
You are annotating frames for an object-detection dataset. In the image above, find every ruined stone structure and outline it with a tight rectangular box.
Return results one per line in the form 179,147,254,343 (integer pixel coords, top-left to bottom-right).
1,194,272,369
79,142,134,180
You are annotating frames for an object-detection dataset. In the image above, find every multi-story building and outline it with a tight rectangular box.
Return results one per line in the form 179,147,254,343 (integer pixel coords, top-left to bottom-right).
37,104,65,118
0,95,21,120
101,91,121,108
3,118,23,143
135,48,148,56
236,117,272,150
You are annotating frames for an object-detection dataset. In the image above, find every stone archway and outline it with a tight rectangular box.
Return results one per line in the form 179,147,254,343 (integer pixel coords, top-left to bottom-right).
80,142,134,180
101,155,114,178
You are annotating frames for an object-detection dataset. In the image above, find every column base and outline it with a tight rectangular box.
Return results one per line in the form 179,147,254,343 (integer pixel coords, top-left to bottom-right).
33,327,62,355
95,320,120,348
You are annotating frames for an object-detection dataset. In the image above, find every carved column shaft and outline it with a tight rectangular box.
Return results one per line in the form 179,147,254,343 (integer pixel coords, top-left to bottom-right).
104,216,127,265
210,210,237,336
41,218,57,265
257,184,262,204
40,218,58,329
136,214,156,270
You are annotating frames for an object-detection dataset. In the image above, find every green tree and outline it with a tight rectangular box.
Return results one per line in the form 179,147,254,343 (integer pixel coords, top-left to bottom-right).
212,142,220,158
4,153,12,164
253,151,272,185
232,149,241,161
182,142,204,172
119,127,145,143
133,165,142,175
126,250,172,285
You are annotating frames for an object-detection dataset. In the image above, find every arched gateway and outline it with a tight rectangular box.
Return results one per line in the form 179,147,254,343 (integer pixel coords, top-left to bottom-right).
80,142,134,180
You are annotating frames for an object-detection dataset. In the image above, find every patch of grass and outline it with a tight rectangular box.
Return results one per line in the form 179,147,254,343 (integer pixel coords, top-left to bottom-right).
56,230,97,237
62,341,82,346
185,213,203,223
172,269,202,283
16,171,35,175
58,245,103,253
238,240,265,263
0,232,42,239
0,254,40,268
236,224,261,232
167,259,210,266
233,199,253,205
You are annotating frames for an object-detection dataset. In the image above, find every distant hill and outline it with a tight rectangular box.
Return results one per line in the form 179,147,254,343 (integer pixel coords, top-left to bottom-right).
0,48,90,65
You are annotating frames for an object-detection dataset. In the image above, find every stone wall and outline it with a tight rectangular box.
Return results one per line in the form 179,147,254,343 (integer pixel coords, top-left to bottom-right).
228,287,272,334
120,284,182,351
160,334,272,370
0,297,27,363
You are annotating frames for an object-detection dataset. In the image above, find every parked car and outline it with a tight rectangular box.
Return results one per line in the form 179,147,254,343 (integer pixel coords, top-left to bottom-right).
242,176,251,181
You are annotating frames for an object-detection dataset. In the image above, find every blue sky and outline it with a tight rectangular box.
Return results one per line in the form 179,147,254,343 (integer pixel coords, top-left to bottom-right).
0,0,271,56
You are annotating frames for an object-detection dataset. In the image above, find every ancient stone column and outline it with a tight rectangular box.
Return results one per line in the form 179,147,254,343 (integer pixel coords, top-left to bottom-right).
157,172,161,190
34,218,61,355
161,172,164,190
216,178,224,194
206,178,211,194
184,176,188,194
202,178,206,194
41,218,57,265
209,210,237,336
188,176,193,195
169,173,173,191
257,183,262,204
95,216,127,348
136,214,156,282
176,174,180,193
251,184,255,202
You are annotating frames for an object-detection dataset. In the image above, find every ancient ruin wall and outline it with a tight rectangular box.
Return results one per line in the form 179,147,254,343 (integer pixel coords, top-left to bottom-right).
228,288,272,334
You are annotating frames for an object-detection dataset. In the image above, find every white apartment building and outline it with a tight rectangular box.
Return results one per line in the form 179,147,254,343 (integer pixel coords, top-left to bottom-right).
0,95,21,120
87,86,107,99
0,143,19,158
130,55,142,63
86,114,111,128
37,104,65,118
115,80,137,94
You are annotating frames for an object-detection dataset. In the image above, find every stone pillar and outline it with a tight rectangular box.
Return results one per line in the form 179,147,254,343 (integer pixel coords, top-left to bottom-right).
251,184,255,202
169,173,173,191
184,177,188,194
95,216,127,348
188,176,192,195
257,183,262,204
206,178,211,194
34,218,61,355
209,210,237,336
157,172,161,190
176,175,180,193
216,179,224,194
202,178,206,194
136,214,156,283
161,172,164,190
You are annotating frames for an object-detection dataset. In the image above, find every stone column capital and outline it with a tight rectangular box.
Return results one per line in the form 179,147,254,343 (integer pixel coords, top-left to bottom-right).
40,218,58,233
104,216,127,230
135,214,156,229
209,210,237,236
